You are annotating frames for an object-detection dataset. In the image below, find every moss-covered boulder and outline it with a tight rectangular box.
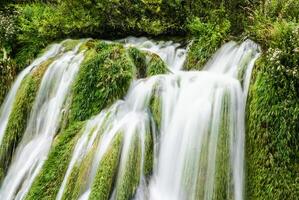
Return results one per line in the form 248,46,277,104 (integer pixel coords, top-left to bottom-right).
25,121,85,200
0,59,16,105
68,41,135,124
114,133,142,200
246,20,299,199
89,133,123,200
0,59,53,180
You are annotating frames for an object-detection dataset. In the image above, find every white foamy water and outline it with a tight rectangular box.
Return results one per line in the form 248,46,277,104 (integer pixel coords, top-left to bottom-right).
0,43,85,200
0,36,260,200
55,38,260,200
121,36,187,71
0,44,62,146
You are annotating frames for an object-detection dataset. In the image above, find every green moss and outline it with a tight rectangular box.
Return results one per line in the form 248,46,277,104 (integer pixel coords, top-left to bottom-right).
61,136,100,200
184,17,231,71
213,92,231,200
150,92,162,131
25,121,84,200
0,59,16,105
68,41,134,123
89,133,123,200
115,133,141,200
127,47,147,78
0,59,52,181
62,39,81,52
146,54,168,76
246,55,299,200
128,47,169,78
143,129,154,179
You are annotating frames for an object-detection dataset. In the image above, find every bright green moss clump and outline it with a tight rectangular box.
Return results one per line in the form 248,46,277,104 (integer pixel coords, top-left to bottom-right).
143,129,154,179
127,47,147,78
0,59,52,180
89,133,123,200
25,121,84,200
184,17,230,70
128,47,169,77
146,54,168,76
213,93,231,200
246,18,299,200
150,91,162,131
68,41,134,123
0,59,16,105
115,134,142,200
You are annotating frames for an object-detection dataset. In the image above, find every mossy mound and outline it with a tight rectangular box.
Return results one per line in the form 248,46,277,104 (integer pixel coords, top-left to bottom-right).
0,59,53,181
89,133,123,200
25,121,85,200
146,53,168,76
0,59,16,105
115,133,142,200
246,57,299,200
246,19,299,200
68,41,135,124
128,47,168,78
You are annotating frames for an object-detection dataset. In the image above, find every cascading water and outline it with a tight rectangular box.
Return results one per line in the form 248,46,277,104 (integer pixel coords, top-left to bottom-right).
0,37,260,200
0,42,85,200
0,44,62,145
54,38,260,200
121,36,187,71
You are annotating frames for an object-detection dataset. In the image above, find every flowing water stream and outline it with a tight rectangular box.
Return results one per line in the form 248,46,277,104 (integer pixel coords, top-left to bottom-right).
0,43,85,200
0,37,260,200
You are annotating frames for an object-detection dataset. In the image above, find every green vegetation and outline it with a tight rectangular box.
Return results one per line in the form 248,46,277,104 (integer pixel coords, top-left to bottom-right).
185,16,231,70
0,1,298,200
25,121,84,200
0,59,16,105
143,128,154,178
68,41,134,123
115,134,142,200
146,53,168,76
89,133,123,200
246,1,299,199
0,59,52,180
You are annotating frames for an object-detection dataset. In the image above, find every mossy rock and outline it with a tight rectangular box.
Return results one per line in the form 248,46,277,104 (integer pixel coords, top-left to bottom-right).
68,41,134,124
89,133,123,200
0,59,16,105
143,127,154,179
127,47,147,78
62,39,81,52
115,133,142,200
146,53,168,76
149,89,162,131
246,55,299,200
25,121,85,200
0,59,53,181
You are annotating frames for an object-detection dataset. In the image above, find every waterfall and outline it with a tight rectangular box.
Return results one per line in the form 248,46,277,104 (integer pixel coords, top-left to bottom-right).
0,37,260,200
54,39,260,200
0,43,85,200
0,44,62,146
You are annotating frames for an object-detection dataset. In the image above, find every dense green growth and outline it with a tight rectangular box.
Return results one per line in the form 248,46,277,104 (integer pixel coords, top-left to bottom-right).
25,121,84,200
0,59,16,105
0,59,51,180
184,17,231,70
127,47,147,78
0,1,298,200
68,41,134,123
146,53,168,76
127,47,168,78
89,133,123,200
246,1,299,199
115,134,141,200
